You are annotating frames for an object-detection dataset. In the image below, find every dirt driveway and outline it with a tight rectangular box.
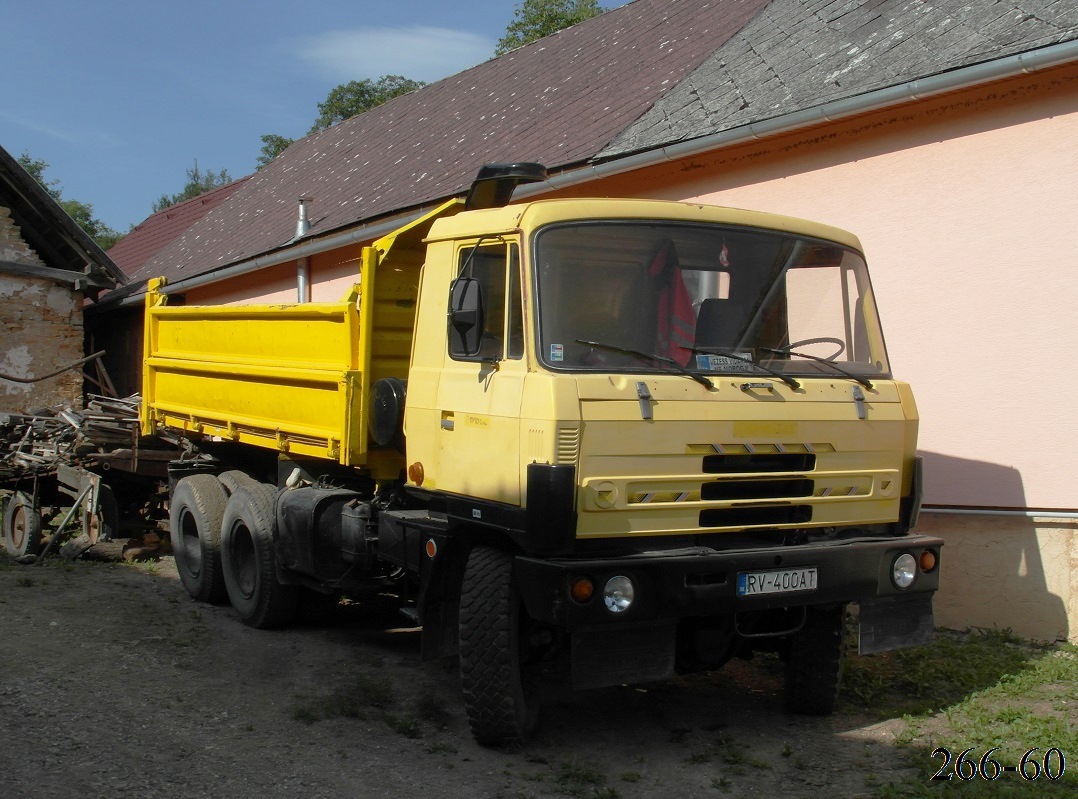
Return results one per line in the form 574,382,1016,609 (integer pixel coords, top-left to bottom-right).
0,554,922,799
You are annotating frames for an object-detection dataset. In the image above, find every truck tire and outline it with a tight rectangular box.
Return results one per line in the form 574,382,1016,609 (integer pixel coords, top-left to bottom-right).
220,482,298,629
784,604,845,715
459,545,538,747
3,491,44,558
170,475,229,604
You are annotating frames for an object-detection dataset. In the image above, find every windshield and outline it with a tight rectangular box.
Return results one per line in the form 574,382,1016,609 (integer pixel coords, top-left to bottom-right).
534,221,890,380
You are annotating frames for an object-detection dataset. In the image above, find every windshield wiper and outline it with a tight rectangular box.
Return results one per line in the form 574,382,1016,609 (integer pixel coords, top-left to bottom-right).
759,347,873,389
690,348,801,390
575,340,714,389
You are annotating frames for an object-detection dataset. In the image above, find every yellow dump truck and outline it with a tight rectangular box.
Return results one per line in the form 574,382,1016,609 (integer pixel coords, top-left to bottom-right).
142,164,941,746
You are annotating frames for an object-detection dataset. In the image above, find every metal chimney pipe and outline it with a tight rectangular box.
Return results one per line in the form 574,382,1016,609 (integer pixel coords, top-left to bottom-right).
294,196,311,240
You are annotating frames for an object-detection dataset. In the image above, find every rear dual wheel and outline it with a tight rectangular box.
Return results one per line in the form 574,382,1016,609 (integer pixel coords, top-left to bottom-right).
171,474,229,604
220,482,298,629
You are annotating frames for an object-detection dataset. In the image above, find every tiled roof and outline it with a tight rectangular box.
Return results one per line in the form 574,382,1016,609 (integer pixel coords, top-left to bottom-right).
601,0,1078,157
136,0,770,284
106,177,248,281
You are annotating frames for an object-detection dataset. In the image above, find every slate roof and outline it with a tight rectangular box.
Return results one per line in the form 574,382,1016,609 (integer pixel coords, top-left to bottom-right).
128,0,1078,291
602,0,1078,157
133,0,770,285
107,176,248,281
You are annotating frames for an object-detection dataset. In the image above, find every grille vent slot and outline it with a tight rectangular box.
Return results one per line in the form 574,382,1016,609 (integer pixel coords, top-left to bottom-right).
701,478,813,501
699,506,812,527
555,427,581,464
703,453,815,474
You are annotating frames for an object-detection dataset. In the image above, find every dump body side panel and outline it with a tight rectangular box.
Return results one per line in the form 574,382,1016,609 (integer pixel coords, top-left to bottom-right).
142,278,367,464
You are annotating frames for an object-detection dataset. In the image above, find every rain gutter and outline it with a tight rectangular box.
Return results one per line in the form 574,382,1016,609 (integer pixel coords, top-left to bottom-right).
109,213,423,307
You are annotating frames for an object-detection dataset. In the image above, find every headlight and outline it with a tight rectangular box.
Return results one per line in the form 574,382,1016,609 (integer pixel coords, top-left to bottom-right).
603,576,635,613
892,553,917,589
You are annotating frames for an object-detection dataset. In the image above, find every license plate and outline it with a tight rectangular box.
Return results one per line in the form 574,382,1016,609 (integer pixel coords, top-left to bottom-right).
737,567,817,596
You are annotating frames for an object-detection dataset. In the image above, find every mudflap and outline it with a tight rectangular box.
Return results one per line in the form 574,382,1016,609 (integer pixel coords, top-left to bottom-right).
858,593,935,655
571,621,676,689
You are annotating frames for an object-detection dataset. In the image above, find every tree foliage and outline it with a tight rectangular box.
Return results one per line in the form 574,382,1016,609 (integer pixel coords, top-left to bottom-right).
152,161,233,213
256,134,295,170
16,151,122,251
308,75,426,134
496,0,606,55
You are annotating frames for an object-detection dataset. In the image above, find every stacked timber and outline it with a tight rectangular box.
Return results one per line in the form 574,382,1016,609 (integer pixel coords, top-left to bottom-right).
0,395,141,483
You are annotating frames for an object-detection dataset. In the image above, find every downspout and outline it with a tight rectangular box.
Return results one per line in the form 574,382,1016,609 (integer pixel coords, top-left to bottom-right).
296,258,311,303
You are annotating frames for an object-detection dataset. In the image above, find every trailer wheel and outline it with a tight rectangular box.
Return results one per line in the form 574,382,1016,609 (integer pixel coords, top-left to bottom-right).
3,491,44,558
459,545,538,747
84,483,120,544
170,475,229,604
220,483,298,629
784,604,845,715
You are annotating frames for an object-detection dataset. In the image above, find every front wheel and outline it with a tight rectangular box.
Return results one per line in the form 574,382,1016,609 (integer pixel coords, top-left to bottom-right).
220,483,298,629
458,546,539,747
784,604,846,715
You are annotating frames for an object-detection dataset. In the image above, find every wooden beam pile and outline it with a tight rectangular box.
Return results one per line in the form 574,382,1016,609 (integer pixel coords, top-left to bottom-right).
0,394,141,484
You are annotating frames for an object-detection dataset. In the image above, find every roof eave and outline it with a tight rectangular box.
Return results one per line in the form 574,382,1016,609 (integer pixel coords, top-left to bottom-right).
520,39,1078,197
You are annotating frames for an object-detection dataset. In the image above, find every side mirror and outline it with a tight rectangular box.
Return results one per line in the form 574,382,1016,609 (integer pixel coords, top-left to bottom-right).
448,277,485,358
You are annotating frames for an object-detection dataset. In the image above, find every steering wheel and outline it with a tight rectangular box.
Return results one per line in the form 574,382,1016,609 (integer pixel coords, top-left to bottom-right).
785,337,845,361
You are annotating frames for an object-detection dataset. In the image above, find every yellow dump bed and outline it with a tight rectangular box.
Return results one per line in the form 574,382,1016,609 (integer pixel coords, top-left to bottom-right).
140,202,457,469
141,278,370,464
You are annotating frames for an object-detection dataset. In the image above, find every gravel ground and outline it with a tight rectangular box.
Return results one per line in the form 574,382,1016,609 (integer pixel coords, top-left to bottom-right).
0,554,922,799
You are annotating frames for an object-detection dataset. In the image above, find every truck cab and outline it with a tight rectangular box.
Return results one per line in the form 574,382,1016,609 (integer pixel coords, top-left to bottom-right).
146,164,941,748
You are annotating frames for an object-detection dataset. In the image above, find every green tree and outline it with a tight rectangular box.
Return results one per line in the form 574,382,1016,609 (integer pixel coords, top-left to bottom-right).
496,0,606,55
256,134,295,170
152,161,233,213
16,151,122,251
308,75,426,134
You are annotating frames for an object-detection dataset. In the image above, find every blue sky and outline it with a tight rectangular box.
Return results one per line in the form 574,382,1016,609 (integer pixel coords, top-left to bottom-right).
1,1,626,234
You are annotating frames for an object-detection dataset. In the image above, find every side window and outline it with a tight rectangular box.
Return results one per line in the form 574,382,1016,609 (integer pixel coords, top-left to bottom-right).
506,246,523,359
452,243,523,361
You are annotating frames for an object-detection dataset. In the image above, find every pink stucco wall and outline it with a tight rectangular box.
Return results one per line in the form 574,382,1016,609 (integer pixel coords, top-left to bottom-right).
644,69,1078,510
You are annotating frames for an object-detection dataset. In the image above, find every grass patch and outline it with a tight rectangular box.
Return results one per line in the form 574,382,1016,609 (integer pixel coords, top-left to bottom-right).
555,758,615,798
292,672,458,741
847,629,1078,797
842,627,1040,717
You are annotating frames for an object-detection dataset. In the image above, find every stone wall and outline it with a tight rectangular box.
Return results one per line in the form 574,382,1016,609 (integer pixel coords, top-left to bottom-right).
0,207,84,413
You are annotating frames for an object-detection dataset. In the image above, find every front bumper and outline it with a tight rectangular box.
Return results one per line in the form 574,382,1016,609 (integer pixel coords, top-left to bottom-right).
514,534,943,628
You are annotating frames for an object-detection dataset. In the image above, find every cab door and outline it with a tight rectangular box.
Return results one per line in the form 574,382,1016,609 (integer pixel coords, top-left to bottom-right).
434,241,527,506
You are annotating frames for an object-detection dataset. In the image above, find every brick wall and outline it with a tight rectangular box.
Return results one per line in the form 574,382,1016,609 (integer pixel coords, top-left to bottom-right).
0,207,84,413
